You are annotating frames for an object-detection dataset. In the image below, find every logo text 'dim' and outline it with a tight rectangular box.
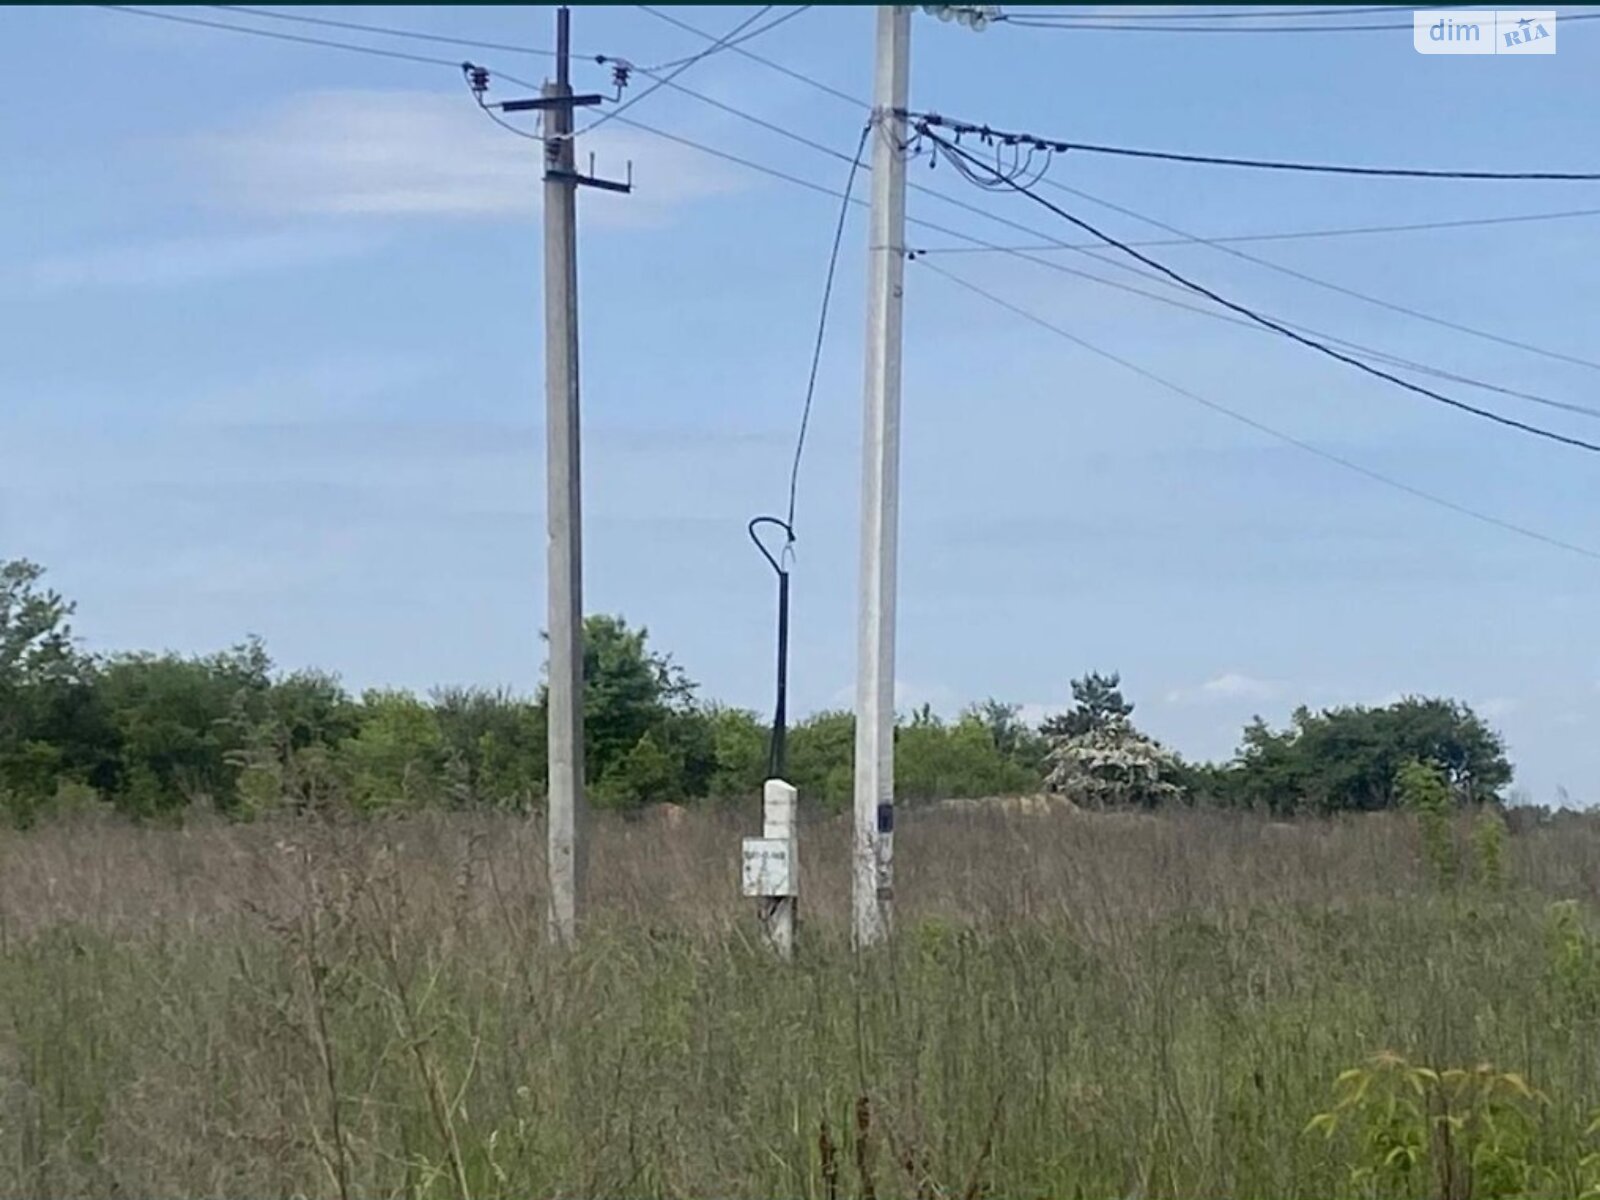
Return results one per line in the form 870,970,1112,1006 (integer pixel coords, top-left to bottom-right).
1414,9,1556,53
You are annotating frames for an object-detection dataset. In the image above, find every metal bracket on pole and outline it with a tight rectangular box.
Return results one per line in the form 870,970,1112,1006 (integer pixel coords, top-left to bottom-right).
499,94,604,112
495,95,632,194
547,165,633,194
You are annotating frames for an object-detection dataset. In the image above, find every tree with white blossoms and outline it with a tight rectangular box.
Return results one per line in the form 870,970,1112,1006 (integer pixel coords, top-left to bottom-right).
1043,673,1184,809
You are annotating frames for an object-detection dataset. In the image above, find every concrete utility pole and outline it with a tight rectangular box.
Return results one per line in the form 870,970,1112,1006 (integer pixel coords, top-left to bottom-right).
482,7,628,946
851,5,996,951
543,6,584,948
852,3,911,951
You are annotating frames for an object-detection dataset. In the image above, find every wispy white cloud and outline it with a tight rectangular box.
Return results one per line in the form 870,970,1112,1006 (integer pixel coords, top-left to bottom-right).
1164,672,1283,706
25,228,377,292
192,89,743,227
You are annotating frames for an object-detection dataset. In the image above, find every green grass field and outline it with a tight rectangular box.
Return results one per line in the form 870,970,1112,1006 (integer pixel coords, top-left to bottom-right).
4,804,1600,1199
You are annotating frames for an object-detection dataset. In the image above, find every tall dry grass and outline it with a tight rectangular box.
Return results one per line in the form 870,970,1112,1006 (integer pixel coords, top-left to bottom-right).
4,803,1600,1198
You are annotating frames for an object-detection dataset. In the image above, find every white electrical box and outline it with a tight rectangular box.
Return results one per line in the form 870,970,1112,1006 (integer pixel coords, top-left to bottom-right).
742,837,795,898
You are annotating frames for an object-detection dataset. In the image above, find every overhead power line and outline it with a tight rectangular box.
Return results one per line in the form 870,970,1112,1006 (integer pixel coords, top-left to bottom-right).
210,5,556,57
588,118,1600,560
586,108,1599,425
611,53,1600,299
1003,6,1433,20
520,54,1600,426
90,3,1600,555
635,4,866,107
924,128,1600,455
613,112,852,200
999,18,1446,32
643,5,814,71
998,9,1600,32
566,49,1600,401
208,4,817,148
205,3,856,125
916,259,1600,563
575,6,793,138
100,5,465,67
191,7,1600,260
912,205,1600,252
1029,177,1600,374
100,4,1599,429
212,2,813,74
910,112,1600,181
912,234,1600,425
1003,16,1421,32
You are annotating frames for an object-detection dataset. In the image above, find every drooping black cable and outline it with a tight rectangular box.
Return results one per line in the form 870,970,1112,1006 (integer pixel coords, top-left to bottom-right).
1026,177,1600,374
914,206,1600,253
588,96,1600,428
918,228,1600,424
912,112,1600,182
490,46,1600,422
915,258,1600,564
467,56,1600,398
745,121,867,782
925,128,1600,456
788,122,872,535
581,111,1598,427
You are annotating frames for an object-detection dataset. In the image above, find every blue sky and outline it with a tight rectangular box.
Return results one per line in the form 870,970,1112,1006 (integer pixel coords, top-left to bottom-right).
4,5,1600,803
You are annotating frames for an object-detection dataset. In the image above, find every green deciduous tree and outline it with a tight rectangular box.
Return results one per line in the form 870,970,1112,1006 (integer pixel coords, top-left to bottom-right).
787,710,855,810
0,560,79,693
1225,698,1511,815
344,689,445,811
576,617,690,772
94,639,273,815
566,615,709,810
705,705,768,802
0,561,110,823
430,686,545,810
228,669,358,815
0,559,1534,829
897,708,1041,802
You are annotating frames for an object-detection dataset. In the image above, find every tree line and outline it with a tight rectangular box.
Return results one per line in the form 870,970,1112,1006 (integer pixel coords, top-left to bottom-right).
0,559,1513,825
